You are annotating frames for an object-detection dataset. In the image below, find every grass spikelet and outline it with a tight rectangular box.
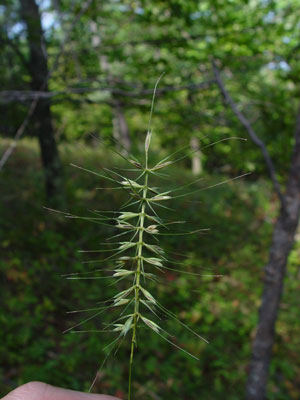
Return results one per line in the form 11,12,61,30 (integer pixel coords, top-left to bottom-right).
52,76,250,400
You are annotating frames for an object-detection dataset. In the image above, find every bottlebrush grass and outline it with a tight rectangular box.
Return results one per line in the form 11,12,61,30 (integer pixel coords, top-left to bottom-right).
47,76,248,399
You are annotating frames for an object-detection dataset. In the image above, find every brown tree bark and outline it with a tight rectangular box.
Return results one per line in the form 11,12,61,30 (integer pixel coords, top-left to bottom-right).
20,0,64,205
246,109,300,400
212,61,300,400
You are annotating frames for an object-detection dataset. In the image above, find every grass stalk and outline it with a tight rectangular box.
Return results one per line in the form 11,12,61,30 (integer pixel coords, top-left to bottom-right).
128,170,149,399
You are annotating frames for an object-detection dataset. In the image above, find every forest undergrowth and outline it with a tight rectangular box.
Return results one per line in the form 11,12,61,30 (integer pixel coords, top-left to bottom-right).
1,138,299,400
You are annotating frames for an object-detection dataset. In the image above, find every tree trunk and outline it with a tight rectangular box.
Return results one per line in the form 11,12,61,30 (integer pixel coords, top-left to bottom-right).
112,99,131,153
211,63,300,398
190,136,202,175
187,90,202,175
20,0,64,205
246,110,300,400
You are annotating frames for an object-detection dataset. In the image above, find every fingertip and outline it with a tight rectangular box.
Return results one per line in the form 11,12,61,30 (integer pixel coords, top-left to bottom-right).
2,382,122,400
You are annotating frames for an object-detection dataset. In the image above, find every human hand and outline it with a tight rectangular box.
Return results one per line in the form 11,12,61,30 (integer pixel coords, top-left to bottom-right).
2,382,121,400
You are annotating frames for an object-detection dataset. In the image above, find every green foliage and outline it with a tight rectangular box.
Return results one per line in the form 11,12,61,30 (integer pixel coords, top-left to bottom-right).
1,0,300,179
1,139,299,399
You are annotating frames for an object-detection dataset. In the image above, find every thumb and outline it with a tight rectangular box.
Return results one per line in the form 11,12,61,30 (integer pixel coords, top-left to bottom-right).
2,382,121,400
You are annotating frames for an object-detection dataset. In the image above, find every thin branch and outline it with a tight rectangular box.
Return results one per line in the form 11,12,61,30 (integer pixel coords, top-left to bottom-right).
212,60,286,209
0,97,38,169
0,79,215,104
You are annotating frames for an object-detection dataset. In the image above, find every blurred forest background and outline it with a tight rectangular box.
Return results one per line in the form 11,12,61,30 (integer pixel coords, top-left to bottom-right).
1,0,300,399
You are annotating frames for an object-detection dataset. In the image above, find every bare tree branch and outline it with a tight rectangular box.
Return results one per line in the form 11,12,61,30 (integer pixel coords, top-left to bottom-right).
0,79,215,104
212,60,286,209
